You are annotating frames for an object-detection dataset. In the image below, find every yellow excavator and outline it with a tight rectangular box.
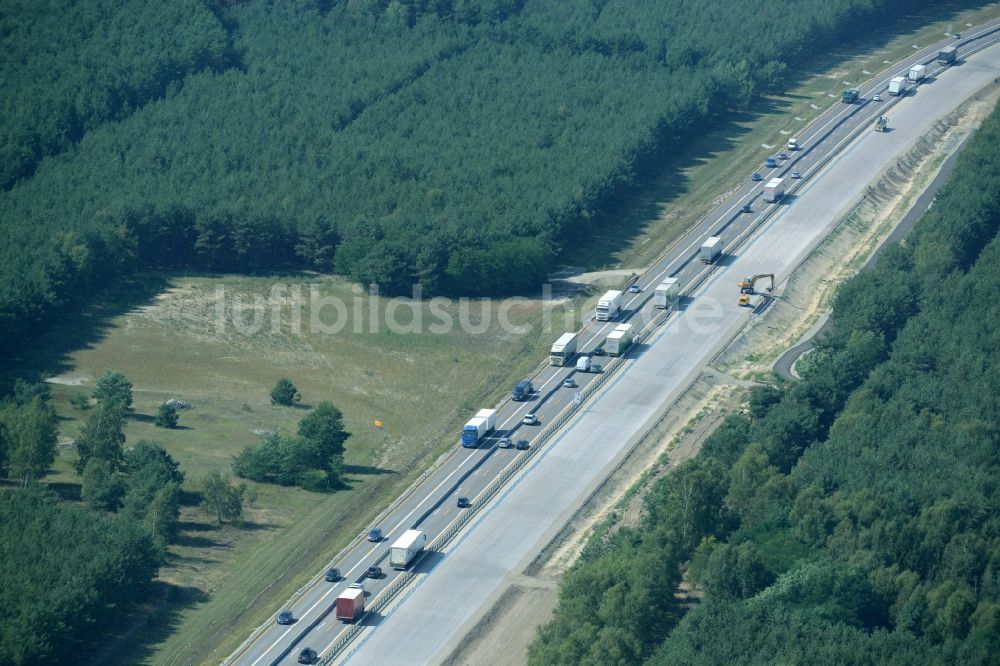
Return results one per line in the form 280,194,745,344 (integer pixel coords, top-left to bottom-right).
737,273,775,306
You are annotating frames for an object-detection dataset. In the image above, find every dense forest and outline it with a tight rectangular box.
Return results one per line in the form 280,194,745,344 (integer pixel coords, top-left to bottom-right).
529,102,1000,664
0,0,929,364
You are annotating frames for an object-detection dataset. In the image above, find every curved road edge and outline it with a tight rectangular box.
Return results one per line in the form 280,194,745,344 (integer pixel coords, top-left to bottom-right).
772,125,980,380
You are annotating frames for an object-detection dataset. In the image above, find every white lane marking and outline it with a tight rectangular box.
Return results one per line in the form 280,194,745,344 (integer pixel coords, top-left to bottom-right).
247,24,1000,663
248,454,476,665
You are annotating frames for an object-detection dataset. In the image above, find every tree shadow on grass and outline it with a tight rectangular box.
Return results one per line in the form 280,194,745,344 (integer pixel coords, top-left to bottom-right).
2,273,170,392
47,480,83,502
86,581,211,666
342,464,397,476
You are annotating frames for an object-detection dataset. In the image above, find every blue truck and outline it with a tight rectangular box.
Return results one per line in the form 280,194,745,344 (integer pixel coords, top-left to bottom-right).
462,409,497,447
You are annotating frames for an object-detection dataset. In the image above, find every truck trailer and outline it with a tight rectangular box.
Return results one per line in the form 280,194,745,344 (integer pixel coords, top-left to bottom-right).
605,324,634,357
336,588,365,622
596,290,623,321
888,76,909,96
938,46,957,65
461,408,496,447
389,529,426,569
654,278,680,309
550,332,578,366
699,236,722,264
763,177,785,203
908,64,927,82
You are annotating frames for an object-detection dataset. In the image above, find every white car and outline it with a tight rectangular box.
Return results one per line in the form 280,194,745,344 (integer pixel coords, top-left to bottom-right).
873,93,882,102
498,437,513,449
522,413,539,425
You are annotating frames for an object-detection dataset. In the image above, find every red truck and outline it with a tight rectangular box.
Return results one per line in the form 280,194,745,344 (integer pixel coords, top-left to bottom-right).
336,587,365,622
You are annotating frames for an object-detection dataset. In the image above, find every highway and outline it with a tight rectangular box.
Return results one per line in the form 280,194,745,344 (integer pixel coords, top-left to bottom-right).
227,21,1000,666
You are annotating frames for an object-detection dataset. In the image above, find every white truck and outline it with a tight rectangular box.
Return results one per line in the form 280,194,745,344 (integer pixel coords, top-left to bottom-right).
787,137,799,151
575,355,592,372
654,278,680,309
550,332,578,366
908,64,927,82
596,290,622,321
461,408,496,447
763,177,785,203
699,236,722,264
888,75,909,96
389,529,426,570
605,324,634,357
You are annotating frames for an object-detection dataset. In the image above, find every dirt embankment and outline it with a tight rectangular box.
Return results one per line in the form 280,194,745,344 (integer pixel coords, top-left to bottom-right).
439,83,1000,666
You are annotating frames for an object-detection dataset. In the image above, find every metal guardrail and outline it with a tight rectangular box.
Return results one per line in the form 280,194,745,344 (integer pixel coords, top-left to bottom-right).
230,22,1000,666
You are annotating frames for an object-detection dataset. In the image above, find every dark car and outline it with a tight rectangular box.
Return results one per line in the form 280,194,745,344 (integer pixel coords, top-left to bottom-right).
778,152,789,160
457,496,471,508
277,610,294,625
512,379,533,401
367,565,383,579
591,346,606,357
515,439,530,450
765,156,778,168
751,172,763,182
298,648,318,664
741,204,752,213
367,528,382,542
324,568,341,582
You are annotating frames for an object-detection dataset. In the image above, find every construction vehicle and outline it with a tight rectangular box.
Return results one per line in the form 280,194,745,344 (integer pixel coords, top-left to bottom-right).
841,88,859,103
874,115,888,132
737,274,775,306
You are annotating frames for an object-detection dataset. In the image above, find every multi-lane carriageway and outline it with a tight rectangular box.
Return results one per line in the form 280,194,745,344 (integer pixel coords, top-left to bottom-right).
229,19,1000,666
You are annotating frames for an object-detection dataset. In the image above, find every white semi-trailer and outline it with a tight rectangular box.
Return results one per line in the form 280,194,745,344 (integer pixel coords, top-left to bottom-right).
389,529,426,569
654,278,680,308
461,408,496,447
605,324,634,357
908,64,927,82
699,237,722,264
550,332,578,366
596,290,623,321
763,177,786,203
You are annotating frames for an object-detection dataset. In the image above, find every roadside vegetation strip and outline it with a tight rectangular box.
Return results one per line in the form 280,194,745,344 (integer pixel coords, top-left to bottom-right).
316,25,1000,664
4,0,972,368
227,18,1000,663
530,95,1000,666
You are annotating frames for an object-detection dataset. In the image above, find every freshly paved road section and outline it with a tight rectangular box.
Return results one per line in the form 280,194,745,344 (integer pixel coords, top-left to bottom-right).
336,37,1000,666
228,23,1000,666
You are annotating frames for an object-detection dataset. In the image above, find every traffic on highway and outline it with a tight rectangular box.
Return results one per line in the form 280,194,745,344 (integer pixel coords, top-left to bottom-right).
228,20,1000,666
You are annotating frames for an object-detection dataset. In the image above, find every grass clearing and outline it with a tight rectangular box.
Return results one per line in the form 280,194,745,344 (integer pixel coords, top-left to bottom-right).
12,3,1000,664
36,274,577,664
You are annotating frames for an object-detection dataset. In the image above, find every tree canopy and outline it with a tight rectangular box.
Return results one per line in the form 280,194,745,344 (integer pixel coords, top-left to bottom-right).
0,0,928,366
530,96,1000,665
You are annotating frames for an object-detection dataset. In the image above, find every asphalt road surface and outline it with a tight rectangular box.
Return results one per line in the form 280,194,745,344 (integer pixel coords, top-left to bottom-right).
228,22,1000,666
772,128,977,380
